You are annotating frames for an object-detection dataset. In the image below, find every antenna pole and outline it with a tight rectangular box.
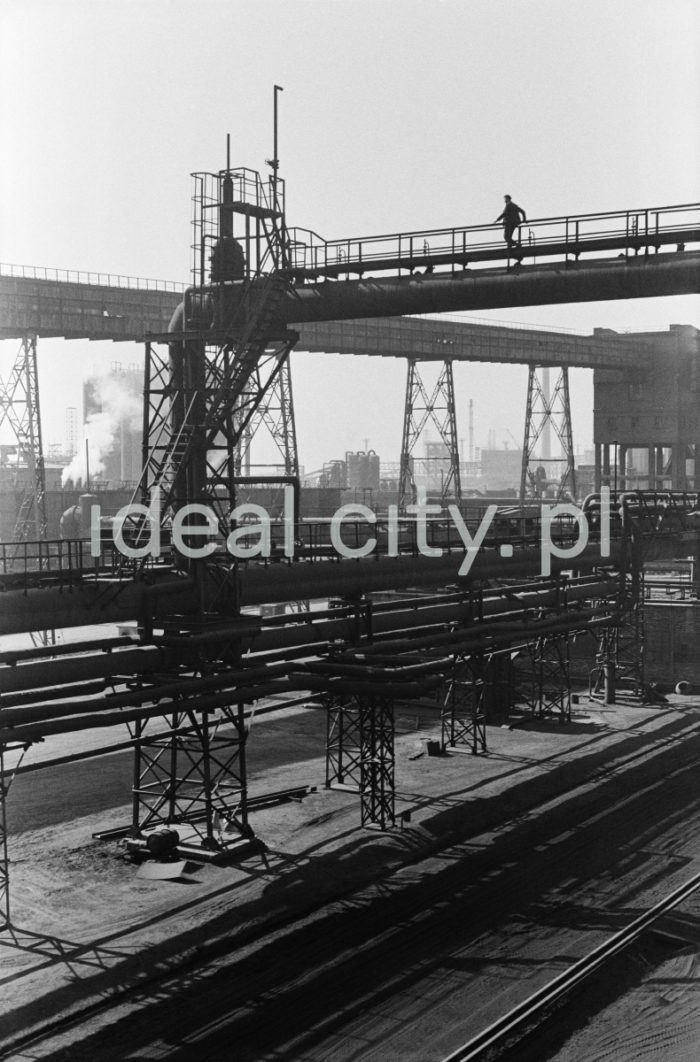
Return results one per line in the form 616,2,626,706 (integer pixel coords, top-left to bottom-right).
273,84,283,177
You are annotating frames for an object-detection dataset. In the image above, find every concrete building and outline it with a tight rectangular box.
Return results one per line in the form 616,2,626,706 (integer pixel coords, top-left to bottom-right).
594,325,700,491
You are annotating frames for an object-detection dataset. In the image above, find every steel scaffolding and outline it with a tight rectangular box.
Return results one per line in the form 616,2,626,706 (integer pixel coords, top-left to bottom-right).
0,743,27,928
590,578,646,703
513,581,573,722
398,358,461,511
326,695,363,792
527,633,572,722
128,703,251,850
0,749,8,929
441,652,488,754
325,691,395,829
237,355,299,477
520,364,576,502
0,333,47,542
137,280,297,537
119,166,298,846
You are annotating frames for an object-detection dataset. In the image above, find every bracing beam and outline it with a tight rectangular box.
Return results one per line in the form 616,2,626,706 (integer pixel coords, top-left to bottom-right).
590,574,646,704
128,703,250,851
442,653,488,754
398,358,461,511
0,333,47,542
520,364,576,502
236,354,299,477
0,743,28,929
325,691,395,829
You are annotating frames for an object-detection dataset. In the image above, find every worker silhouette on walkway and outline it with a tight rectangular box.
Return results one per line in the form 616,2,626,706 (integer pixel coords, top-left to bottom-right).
495,195,527,249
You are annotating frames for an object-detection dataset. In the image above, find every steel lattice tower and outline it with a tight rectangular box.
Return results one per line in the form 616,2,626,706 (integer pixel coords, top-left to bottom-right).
120,160,300,850
128,167,299,556
520,364,576,502
236,355,298,477
398,358,462,511
0,333,47,542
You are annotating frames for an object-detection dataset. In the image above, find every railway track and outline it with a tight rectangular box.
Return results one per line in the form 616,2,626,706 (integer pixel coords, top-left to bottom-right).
3,709,700,1061
443,871,700,1061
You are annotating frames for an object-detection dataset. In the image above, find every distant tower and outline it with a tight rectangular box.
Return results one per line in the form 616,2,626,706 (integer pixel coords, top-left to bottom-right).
398,359,461,510
66,407,78,456
520,364,576,501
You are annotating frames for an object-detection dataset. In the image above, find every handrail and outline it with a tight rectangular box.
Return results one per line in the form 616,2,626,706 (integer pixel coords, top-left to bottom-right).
3,203,697,291
0,262,187,292
287,202,700,275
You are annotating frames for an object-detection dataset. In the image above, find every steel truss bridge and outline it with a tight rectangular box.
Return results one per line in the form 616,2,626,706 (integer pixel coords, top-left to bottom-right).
1,177,699,928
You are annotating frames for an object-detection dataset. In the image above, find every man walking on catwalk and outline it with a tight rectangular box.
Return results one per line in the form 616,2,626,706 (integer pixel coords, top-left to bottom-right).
495,194,527,249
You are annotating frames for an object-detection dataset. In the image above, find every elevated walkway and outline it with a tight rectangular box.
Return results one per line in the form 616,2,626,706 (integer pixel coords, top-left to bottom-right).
288,202,700,277
0,268,666,371
0,268,184,342
1,201,698,343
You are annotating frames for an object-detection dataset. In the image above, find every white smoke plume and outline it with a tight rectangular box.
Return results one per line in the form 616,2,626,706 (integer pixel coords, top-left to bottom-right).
61,369,141,487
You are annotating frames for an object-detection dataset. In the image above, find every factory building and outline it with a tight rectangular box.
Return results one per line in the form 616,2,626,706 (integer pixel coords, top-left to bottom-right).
594,324,700,490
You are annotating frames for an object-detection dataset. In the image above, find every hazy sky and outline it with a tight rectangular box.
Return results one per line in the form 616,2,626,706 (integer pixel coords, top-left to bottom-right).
1,0,698,470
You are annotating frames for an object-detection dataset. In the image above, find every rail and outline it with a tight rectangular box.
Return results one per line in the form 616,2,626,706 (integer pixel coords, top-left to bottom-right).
442,870,700,1061
0,538,169,587
0,514,591,584
287,202,700,277
2,202,698,292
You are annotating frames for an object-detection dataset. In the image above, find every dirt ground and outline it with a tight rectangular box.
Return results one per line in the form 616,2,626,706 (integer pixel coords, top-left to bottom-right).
2,696,700,1060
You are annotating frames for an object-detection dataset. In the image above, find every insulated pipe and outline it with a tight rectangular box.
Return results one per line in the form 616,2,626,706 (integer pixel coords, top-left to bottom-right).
0,635,137,667
0,661,292,726
0,684,293,744
167,297,210,516
341,607,622,659
244,575,621,656
0,680,111,708
167,256,700,341
0,646,181,696
251,254,700,324
0,538,622,636
0,606,617,743
0,671,444,744
236,542,621,606
0,598,620,731
0,574,198,637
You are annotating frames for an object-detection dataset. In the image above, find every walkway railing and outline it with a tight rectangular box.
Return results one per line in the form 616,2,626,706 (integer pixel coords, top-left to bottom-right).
3,202,698,290
0,538,167,585
0,262,186,292
288,202,700,277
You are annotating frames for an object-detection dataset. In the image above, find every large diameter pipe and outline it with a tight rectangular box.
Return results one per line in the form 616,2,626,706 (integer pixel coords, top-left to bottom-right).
237,543,621,606
0,661,292,725
0,574,197,637
271,254,700,323
0,668,445,744
0,645,183,696
2,592,622,728
245,575,621,656
0,574,617,709
0,542,621,636
0,607,619,742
